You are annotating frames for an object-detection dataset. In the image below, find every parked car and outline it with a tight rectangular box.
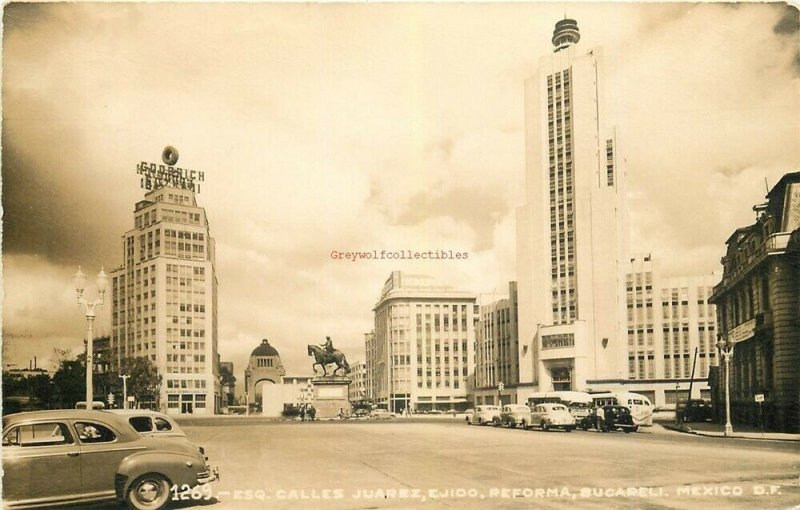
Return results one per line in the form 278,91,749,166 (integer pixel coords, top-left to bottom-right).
2,410,218,510
352,408,370,418
677,399,714,423
108,409,186,439
466,405,501,426
530,403,577,431
580,405,638,433
497,404,533,428
369,409,395,419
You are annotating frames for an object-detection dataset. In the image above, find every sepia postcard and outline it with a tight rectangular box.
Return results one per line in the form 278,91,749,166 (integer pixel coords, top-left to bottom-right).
2,2,799,509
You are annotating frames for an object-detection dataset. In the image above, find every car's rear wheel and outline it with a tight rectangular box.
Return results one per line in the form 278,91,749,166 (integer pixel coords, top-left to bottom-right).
127,473,171,510
566,427,573,432
520,419,527,429
541,421,549,432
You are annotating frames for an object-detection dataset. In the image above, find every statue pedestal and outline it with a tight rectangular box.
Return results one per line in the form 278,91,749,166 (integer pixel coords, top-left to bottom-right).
311,376,351,419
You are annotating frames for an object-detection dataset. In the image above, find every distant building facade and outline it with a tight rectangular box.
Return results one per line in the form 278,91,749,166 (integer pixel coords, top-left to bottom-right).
516,19,628,394
370,271,477,413
710,172,800,433
605,255,719,408
364,332,376,402
110,185,220,415
348,361,367,402
473,282,521,405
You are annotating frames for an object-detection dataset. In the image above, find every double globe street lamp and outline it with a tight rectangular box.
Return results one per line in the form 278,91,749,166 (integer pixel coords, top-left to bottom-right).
716,335,735,437
73,267,109,407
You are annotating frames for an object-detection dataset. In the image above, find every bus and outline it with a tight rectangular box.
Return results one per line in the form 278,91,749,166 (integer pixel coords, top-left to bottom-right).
590,392,654,426
526,391,594,420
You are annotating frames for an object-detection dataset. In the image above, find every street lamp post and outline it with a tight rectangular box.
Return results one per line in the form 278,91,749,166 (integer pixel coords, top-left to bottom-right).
73,267,108,408
716,336,735,437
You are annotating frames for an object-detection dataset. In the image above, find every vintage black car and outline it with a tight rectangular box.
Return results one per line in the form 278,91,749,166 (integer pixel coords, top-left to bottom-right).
580,405,638,433
677,399,714,423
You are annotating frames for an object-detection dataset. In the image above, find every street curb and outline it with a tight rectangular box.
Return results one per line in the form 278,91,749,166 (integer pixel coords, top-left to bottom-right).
661,423,800,442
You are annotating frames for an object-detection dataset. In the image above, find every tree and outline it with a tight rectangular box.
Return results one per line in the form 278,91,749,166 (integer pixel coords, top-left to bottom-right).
28,373,54,408
51,358,86,409
116,357,162,408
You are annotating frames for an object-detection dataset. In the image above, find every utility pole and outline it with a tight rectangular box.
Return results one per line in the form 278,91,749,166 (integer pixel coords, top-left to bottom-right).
119,375,130,409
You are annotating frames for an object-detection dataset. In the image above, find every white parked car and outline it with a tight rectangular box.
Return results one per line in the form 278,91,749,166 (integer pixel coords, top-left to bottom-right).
530,403,577,432
466,405,500,426
498,404,533,428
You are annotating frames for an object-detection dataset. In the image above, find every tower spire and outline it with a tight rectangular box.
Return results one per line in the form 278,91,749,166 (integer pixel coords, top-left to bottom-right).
552,18,580,52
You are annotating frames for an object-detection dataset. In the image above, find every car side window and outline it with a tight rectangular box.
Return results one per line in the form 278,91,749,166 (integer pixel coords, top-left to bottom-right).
153,417,172,431
3,423,74,447
129,416,153,433
74,422,116,443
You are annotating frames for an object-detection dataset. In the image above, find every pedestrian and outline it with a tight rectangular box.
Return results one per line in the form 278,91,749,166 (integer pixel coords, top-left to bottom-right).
299,404,306,422
308,405,316,421
596,406,606,432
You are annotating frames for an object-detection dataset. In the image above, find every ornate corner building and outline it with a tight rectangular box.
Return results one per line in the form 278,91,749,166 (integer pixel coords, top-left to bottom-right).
710,171,800,433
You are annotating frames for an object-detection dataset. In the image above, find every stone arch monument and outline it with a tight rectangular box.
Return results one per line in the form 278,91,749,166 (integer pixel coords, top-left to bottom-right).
244,339,286,416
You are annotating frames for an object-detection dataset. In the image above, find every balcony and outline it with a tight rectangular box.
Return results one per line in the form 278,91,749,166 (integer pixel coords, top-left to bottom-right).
715,232,793,293
765,232,790,252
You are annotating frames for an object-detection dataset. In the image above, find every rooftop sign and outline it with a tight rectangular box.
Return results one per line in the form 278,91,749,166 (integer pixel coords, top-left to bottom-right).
136,146,205,193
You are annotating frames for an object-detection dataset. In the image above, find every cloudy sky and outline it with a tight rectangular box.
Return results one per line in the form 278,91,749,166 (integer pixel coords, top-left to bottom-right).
3,2,799,382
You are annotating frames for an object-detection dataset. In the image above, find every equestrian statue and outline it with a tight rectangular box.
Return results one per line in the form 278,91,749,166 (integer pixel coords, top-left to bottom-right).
307,336,350,376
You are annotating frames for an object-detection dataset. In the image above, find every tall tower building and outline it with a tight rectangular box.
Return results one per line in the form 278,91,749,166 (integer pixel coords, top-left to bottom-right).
516,19,628,392
110,184,220,415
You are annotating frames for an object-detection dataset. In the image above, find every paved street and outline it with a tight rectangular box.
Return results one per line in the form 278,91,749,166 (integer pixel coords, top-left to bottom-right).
74,417,799,510
184,418,799,510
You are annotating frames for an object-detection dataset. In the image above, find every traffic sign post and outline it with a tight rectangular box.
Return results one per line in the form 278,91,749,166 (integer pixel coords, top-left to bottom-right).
755,394,765,437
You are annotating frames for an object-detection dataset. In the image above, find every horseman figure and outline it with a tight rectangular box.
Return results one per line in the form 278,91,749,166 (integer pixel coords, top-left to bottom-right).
307,336,350,376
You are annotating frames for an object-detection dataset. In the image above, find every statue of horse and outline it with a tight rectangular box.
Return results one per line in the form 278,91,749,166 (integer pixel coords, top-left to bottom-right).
307,344,351,376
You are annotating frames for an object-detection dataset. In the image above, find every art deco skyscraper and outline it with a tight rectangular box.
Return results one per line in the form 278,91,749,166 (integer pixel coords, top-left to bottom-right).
516,19,628,391
110,181,220,415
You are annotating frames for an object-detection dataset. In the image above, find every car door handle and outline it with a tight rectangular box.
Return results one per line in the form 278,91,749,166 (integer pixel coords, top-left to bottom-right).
66,452,80,457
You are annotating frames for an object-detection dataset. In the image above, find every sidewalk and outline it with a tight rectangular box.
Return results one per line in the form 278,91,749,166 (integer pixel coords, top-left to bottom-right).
661,420,800,441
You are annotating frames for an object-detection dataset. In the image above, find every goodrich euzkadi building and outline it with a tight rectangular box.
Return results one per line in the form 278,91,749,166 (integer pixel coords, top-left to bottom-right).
516,19,629,395
110,151,220,415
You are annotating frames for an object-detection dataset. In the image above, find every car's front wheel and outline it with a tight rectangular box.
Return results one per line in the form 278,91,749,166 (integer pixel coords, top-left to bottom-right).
127,473,171,510
541,421,549,432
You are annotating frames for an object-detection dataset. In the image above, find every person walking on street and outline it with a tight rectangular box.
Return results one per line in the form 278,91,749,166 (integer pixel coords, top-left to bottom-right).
596,406,606,432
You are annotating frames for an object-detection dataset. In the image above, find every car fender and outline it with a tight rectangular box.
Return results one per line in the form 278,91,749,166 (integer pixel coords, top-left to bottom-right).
117,451,203,496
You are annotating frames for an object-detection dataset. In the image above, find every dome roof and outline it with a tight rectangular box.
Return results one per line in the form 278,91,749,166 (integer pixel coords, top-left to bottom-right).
251,339,280,358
